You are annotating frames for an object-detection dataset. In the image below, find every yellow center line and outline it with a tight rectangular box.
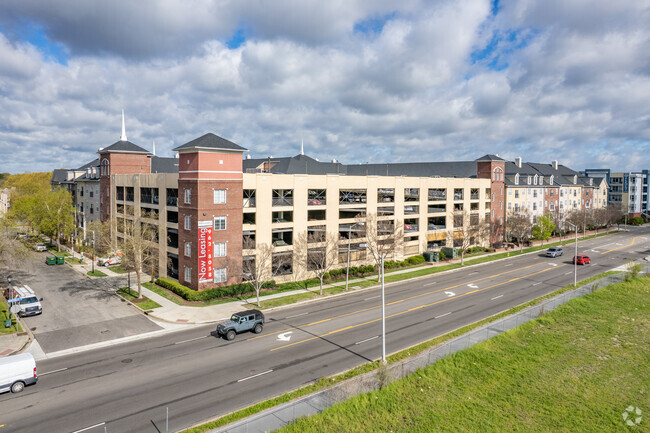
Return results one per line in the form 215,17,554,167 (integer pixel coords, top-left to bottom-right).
600,235,643,255
270,264,565,351
248,262,542,341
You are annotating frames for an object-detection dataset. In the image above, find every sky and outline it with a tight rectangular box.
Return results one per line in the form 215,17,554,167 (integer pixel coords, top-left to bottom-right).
0,0,648,174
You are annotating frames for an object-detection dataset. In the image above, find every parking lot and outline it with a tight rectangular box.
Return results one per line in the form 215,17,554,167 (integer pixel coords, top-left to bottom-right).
4,250,162,354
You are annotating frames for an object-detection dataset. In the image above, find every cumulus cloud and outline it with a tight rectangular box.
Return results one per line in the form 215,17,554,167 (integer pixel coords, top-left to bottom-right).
0,0,648,174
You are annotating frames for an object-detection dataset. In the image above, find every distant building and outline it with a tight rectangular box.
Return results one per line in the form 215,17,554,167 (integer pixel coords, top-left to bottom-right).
584,168,647,217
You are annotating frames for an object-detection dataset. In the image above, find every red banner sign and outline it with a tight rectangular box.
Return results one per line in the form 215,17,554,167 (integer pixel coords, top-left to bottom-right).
198,221,213,283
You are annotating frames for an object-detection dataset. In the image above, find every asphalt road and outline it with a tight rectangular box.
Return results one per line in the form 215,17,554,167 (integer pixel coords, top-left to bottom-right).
1,227,649,433
5,251,162,353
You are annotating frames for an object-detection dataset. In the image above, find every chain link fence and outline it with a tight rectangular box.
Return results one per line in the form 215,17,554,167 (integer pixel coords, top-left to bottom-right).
211,269,636,433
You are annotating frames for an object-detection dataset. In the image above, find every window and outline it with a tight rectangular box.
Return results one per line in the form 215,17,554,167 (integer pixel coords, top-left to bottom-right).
185,215,191,230
101,158,109,176
185,242,191,257
243,189,256,208
184,188,191,204
214,216,227,230
116,186,125,201
214,268,227,283
213,189,226,204
470,188,479,200
184,267,191,282
89,190,94,198
308,189,326,205
454,189,463,200
243,213,256,224
515,190,519,199
428,188,446,200
167,188,178,206
404,188,419,202
340,189,367,204
377,188,395,203
214,242,227,257
272,189,294,206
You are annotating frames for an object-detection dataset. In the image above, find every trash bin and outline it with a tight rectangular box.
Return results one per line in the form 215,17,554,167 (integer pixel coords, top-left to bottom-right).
441,247,458,259
56,256,65,265
4,319,11,328
46,256,56,265
423,251,439,262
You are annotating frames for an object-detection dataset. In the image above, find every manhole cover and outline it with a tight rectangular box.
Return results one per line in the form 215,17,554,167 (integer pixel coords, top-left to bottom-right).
121,358,132,364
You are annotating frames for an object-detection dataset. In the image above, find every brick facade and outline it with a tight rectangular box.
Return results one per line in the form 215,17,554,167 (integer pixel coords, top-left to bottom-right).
476,159,505,245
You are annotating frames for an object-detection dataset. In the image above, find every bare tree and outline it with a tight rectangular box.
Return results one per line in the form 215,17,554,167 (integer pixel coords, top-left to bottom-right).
507,209,533,252
606,203,625,227
242,238,291,307
294,231,339,295
0,219,29,272
446,210,490,265
565,209,583,235
592,208,609,232
119,207,159,299
84,220,112,273
364,213,404,281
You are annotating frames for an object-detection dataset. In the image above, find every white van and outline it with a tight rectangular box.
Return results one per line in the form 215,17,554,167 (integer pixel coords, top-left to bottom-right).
0,353,38,393
3,285,43,317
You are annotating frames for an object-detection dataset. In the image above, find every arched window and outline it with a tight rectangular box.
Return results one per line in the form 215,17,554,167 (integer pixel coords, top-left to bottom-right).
493,167,503,181
101,158,110,176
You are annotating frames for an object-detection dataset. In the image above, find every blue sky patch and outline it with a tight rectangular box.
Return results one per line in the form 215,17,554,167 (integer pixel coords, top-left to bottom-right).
471,28,539,71
226,27,248,49
354,11,398,35
5,22,69,65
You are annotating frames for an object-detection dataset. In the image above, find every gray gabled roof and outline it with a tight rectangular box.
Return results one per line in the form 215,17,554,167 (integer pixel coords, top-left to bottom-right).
99,140,150,154
475,154,505,161
76,158,99,170
51,169,68,185
345,161,478,178
243,154,344,175
173,133,247,153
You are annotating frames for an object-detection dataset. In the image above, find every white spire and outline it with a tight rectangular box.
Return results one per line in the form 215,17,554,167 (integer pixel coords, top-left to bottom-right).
120,109,127,141
152,139,156,156
300,136,304,155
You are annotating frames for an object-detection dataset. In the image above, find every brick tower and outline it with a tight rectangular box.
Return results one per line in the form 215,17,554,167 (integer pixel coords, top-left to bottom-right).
99,111,151,222
476,154,506,246
173,133,247,291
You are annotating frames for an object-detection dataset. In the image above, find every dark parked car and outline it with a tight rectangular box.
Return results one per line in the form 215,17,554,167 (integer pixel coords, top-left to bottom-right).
573,255,591,265
217,310,265,340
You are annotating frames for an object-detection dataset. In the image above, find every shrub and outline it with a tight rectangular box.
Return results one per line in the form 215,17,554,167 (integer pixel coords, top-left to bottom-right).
406,255,425,265
631,216,644,226
155,277,276,301
439,251,447,261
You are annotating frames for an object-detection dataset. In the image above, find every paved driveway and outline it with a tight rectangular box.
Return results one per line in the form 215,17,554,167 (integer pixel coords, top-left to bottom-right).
3,251,161,353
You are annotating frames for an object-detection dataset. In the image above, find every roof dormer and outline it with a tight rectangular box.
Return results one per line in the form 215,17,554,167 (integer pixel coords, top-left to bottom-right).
515,173,519,185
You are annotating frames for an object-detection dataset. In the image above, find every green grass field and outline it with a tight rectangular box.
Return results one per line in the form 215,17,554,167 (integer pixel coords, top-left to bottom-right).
277,277,650,433
0,298,23,334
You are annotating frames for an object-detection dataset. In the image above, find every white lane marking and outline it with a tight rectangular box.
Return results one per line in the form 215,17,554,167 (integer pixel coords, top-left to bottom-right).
40,367,68,376
237,370,273,383
277,331,293,341
491,295,504,300
590,250,599,253
444,291,456,297
423,281,437,286
285,312,309,319
616,243,623,245
564,272,572,275
71,423,106,433
364,295,380,301
548,263,558,267
503,263,513,267
532,282,542,286
355,335,379,345
175,336,208,345
435,312,451,319
467,284,478,288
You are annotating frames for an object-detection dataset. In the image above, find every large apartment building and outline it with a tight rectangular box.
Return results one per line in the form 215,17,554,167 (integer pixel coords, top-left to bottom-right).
50,117,606,292
584,169,648,217
100,133,503,290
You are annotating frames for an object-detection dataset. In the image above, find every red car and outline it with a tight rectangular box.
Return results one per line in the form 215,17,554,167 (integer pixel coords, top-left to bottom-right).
573,255,591,265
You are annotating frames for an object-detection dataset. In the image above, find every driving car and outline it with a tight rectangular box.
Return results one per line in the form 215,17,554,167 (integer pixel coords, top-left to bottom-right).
217,310,265,340
573,255,591,265
546,247,563,257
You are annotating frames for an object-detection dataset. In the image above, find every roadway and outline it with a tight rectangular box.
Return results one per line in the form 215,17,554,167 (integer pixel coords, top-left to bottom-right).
1,227,649,433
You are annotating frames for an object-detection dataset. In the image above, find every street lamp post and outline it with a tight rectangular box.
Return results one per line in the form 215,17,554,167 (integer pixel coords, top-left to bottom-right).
7,275,13,323
561,220,578,287
345,222,364,291
380,254,386,364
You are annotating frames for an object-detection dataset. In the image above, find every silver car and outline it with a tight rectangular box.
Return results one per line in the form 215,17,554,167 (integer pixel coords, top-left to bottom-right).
546,247,563,257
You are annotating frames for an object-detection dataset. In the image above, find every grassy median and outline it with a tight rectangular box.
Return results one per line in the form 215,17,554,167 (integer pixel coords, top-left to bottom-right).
277,276,650,433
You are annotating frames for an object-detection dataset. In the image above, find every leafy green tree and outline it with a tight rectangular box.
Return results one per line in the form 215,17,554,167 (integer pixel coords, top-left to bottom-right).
3,172,51,201
38,188,75,251
532,213,556,246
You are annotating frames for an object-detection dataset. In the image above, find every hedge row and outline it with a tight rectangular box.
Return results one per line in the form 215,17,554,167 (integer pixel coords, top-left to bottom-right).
384,255,426,269
156,277,276,301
